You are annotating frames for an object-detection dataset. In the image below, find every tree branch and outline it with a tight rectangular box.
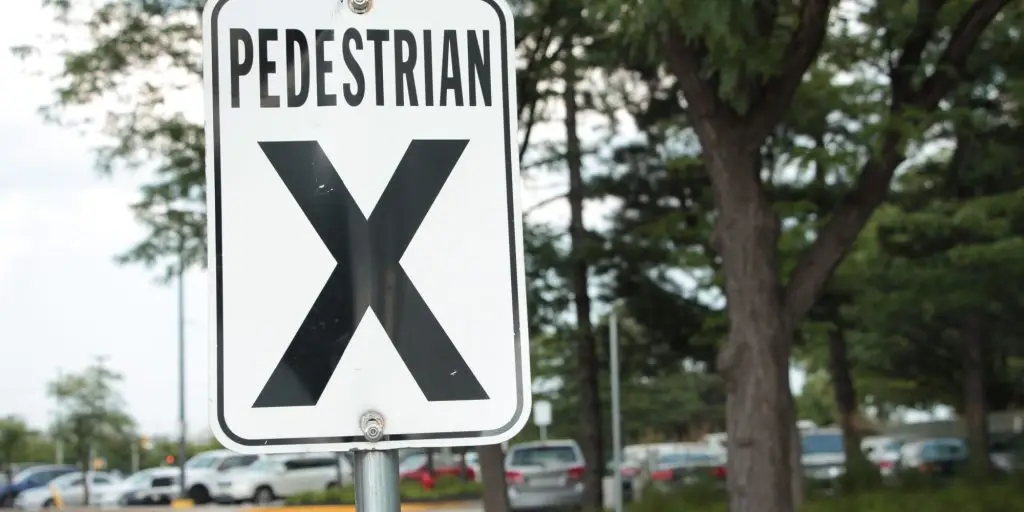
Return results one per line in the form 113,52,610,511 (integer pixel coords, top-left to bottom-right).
663,32,740,143
744,0,833,145
890,0,948,105
779,0,1010,329
908,0,1009,110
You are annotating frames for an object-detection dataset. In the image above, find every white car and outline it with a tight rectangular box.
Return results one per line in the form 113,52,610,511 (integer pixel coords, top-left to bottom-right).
212,454,350,505
861,436,907,476
97,467,181,507
182,449,263,503
13,471,121,509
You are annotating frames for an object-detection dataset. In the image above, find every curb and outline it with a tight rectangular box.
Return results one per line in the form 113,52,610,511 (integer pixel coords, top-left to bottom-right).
251,502,479,512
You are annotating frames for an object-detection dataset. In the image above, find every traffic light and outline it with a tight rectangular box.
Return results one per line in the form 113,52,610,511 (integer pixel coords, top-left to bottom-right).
165,455,175,465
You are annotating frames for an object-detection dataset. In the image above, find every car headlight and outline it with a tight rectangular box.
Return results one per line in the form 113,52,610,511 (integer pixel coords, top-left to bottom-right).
827,466,841,477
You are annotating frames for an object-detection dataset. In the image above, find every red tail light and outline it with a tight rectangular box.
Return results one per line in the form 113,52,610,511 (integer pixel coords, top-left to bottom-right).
505,470,524,485
622,467,639,477
878,460,894,470
566,466,585,481
710,466,727,479
650,469,672,481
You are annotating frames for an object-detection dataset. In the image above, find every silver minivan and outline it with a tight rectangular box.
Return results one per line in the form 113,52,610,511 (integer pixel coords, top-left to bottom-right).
504,440,585,510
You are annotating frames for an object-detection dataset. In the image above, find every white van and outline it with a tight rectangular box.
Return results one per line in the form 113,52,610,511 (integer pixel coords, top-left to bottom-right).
212,454,350,505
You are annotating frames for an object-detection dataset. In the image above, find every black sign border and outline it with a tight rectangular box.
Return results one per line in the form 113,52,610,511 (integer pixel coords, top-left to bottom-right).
209,0,525,447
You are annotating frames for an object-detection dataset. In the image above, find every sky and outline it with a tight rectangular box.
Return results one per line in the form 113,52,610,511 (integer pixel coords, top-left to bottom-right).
0,5,216,438
0,2,835,443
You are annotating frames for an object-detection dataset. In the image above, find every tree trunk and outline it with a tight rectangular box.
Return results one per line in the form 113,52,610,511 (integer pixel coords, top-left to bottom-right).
827,328,876,488
788,406,804,509
477,444,510,512
457,447,469,481
426,448,436,476
565,63,603,512
81,452,91,506
960,313,992,480
708,146,794,512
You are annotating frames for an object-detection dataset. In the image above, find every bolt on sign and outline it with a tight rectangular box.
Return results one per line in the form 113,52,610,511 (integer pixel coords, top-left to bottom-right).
203,0,530,452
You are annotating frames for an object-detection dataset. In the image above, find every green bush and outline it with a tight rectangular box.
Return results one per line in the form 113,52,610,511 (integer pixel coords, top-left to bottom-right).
284,475,482,505
628,479,1024,512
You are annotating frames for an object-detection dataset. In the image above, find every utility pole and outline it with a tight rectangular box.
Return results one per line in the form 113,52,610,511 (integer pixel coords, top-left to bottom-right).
177,244,188,499
610,313,623,512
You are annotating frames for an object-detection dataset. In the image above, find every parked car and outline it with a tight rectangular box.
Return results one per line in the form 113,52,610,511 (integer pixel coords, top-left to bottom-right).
213,454,349,504
990,434,1022,473
116,467,184,506
604,458,642,503
13,471,121,509
899,437,968,476
181,449,263,503
648,451,727,488
861,436,907,476
504,440,585,511
398,452,476,484
0,465,77,507
801,428,846,481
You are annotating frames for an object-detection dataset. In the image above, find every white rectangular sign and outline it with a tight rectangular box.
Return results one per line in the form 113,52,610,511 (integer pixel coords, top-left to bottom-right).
203,0,530,452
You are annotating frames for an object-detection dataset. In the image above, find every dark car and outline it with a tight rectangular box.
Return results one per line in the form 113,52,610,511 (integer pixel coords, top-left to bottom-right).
0,465,77,507
648,452,727,489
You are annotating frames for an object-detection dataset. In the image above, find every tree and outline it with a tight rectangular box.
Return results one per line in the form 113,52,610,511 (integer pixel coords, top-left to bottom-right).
49,357,136,504
591,2,1015,509
0,417,32,491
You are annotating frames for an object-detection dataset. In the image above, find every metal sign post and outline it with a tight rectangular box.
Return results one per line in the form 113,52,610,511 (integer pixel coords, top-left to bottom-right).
354,413,399,512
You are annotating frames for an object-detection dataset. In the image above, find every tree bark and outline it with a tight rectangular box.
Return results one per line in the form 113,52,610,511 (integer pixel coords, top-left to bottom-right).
788,402,804,509
827,328,876,488
426,448,436,476
960,313,992,479
565,63,603,511
706,146,794,512
477,444,510,512
828,329,863,461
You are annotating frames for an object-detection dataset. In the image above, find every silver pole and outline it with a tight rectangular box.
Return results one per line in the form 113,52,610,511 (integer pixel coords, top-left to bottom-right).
610,313,624,512
131,443,139,474
177,252,188,499
539,425,548,441
354,451,400,512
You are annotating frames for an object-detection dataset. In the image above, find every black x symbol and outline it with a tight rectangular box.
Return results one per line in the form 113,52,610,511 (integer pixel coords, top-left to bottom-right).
252,139,489,408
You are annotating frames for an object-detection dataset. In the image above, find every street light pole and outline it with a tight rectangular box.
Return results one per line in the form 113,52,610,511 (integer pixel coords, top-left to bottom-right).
177,248,188,499
610,312,623,512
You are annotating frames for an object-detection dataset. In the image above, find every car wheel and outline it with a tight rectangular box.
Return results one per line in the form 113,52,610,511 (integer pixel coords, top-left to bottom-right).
253,486,275,505
188,485,211,505
42,499,54,508
0,494,12,508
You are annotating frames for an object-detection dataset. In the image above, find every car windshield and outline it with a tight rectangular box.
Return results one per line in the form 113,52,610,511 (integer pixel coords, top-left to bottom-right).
399,454,427,472
509,446,579,467
123,471,156,487
49,472,84,489
657,453,717,468
217,456,254,471
186,455,220,469
884,440,905,452
248,459,282,473
802,433,844,455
